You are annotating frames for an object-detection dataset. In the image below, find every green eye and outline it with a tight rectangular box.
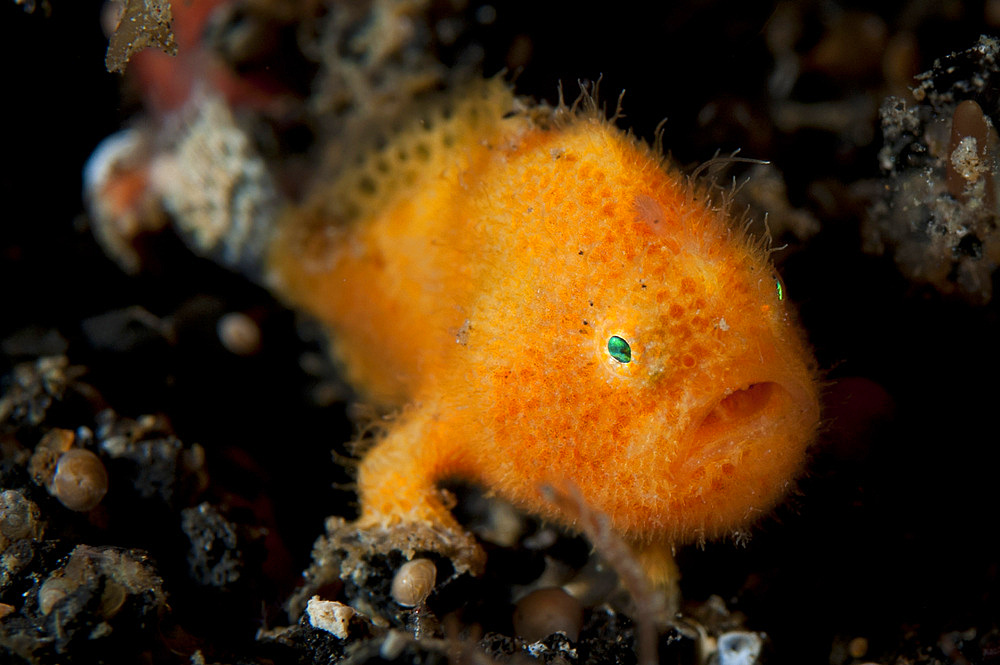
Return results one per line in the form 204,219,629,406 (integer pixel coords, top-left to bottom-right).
775,277,784,302
608,336,632,363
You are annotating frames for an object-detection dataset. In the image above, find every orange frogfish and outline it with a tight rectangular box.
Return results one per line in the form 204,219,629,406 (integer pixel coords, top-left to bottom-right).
268,80,821,581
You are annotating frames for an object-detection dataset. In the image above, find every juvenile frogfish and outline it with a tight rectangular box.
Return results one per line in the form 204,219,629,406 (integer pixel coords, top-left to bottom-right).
269,80,821,582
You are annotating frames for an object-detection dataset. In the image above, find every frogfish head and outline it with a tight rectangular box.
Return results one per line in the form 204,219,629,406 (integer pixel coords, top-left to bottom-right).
476,118,821,545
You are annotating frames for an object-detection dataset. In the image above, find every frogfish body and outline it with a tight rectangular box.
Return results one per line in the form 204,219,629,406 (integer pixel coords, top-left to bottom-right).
268,80,820,575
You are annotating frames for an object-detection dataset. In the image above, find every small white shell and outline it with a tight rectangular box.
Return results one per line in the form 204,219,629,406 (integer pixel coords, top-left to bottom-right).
217,312,262,356
390,558,436,607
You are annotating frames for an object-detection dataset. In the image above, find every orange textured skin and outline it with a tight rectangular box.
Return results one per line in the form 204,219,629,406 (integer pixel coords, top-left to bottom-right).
269,81,820,559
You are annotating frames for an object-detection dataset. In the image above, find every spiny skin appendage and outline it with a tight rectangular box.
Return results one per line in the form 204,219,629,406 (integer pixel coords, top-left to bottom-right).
269,80,820,579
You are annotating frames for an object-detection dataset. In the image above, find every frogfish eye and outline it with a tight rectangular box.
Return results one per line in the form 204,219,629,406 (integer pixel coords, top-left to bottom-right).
607,335,632,363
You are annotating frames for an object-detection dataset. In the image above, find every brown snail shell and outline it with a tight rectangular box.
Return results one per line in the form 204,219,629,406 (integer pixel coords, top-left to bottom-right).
390,558,437,607
50,448,109,512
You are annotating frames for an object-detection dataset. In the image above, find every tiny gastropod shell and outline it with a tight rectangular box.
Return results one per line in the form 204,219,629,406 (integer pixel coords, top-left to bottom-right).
390,558,436,607
38,576,73,615
50,448,109,512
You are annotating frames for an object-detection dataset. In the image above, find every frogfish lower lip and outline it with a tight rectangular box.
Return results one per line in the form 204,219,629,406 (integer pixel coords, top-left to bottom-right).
681,374,820,472
661,371,819,539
